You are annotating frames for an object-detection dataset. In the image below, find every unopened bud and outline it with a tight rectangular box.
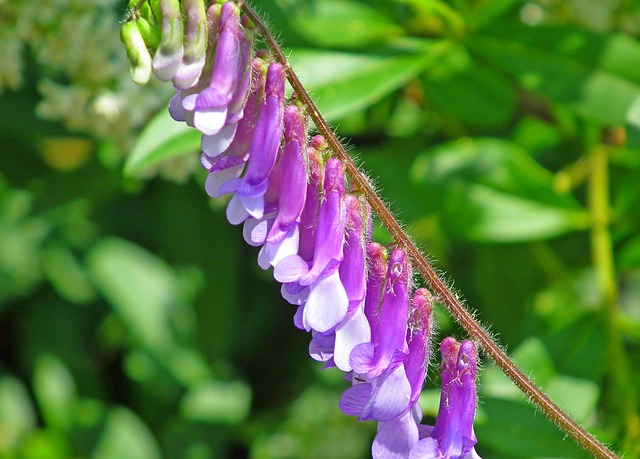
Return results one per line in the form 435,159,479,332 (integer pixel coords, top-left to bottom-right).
174,0,208,89
121,20,153,85
152,0,184,81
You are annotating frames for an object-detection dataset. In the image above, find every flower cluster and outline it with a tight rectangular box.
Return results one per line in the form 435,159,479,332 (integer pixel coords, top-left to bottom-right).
122,1,482,457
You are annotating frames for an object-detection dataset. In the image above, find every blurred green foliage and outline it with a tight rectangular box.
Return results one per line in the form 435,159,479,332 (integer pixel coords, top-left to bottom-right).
2,0,640,458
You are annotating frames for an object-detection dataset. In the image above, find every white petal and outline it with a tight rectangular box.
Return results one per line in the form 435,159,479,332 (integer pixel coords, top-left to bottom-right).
205,164,243,198
201,123,238,157
226,194,249,225
334,304,371,372
194,106,227,136
303,270,348,333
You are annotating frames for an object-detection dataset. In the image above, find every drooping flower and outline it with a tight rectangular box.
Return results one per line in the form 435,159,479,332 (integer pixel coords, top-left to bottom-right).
219,61,285,224
409,338,481,459
350,248,411,379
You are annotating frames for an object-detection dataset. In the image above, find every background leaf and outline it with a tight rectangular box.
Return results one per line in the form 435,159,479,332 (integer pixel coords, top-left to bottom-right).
410,138,589,242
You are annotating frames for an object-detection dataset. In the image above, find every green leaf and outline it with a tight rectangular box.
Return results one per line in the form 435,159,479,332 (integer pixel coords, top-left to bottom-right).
548,375,599,423
476,397,592,458
0,376,36,452
626,96,640,149
410,138,589,242
20,429,72,459
423,45,516,130
290,0,403,48
180,380,252,424
124,109,200,176
470,24,640,125
32,355,77,432
91,408,161,459
290,40,451,121
87,237,179,352
42,244,96,304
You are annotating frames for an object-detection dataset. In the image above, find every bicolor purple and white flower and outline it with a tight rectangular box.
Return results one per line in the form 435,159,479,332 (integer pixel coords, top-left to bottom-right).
133,1,485,456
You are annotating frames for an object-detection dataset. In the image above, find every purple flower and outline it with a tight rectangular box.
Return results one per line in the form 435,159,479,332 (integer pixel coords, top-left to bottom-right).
219,62,285,224
202,58,267,199
267,104,308,244
350,248,411,379
406,289,432,407
190,1,243,135
372,410,420,459
274,158,348,332
409,338,481,459
333,195,371,371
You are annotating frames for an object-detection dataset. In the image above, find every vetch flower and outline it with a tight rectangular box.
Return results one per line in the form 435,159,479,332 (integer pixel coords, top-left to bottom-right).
350,248,411,379
275,158,348,333
409,338,481,459
219,61,285,224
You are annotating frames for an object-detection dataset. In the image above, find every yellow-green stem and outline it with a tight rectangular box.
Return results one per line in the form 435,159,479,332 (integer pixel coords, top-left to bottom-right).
588,145,640,451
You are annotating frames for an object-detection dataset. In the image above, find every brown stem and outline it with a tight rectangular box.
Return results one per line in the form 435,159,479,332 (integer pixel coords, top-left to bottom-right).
238,1,619,457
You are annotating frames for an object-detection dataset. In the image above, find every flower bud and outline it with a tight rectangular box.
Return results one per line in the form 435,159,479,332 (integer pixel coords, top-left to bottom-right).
121,20,153,85
173,0,208,89
152,0,184,82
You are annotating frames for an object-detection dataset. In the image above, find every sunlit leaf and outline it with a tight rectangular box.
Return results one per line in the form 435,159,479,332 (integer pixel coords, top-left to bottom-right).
180,380,252,424
0,376,36,452
411,138,589,242
32,354,77,432
470,24,640,125
87,237,178,351
124,110,200,176
290,0,403,48
91,408,161,459
290,40,451,120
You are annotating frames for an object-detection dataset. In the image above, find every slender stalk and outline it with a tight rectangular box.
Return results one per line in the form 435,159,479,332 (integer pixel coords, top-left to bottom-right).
589,144,640,452
238,1,619,457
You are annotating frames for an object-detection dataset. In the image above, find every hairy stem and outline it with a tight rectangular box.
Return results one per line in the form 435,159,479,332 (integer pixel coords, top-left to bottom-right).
238,1,619,457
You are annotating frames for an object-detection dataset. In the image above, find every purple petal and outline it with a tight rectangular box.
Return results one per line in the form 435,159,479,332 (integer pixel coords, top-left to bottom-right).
372,411,420,459
340,383,373,416
243,216,269,247
430,339,480,459
234,63,285,194
298,158,346,286
281,282,309,305
368,364,412,422
195,2,241,109
265,226,300,268
204,164,244,198
339,195,367,313
274,255,309,283
309,331,335,362
169,93,186,121
405,289,432,406
408,437,440,459
363,242,388,346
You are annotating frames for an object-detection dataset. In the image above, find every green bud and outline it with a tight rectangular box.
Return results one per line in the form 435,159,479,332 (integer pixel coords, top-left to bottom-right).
121,21,153,85
135,17,161,50
182,0,208,62
152,0,184,81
